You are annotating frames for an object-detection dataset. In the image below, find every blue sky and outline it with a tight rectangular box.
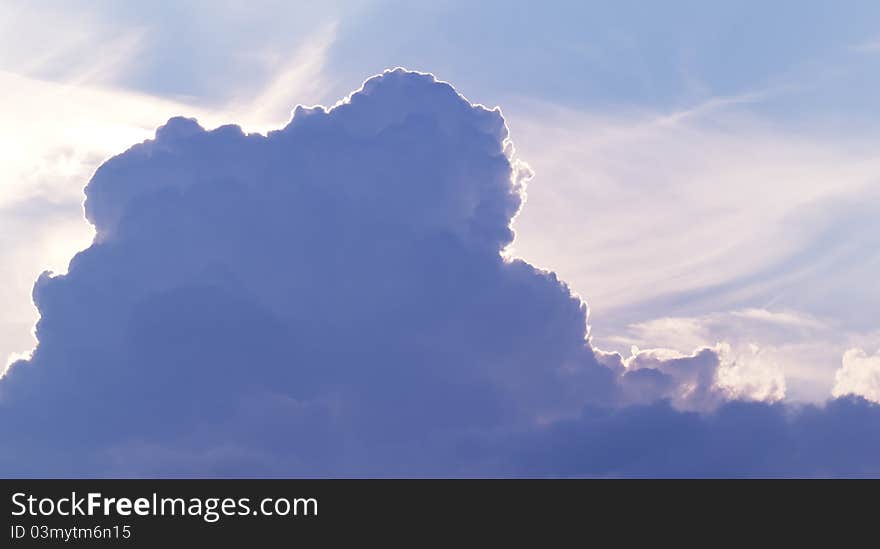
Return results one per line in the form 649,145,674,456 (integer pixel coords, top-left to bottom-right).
1,1,879,475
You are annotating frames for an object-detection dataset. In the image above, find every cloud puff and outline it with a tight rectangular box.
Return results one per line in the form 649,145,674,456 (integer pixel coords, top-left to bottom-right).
1,68,877,476
833,349,880,403
596,343,785,412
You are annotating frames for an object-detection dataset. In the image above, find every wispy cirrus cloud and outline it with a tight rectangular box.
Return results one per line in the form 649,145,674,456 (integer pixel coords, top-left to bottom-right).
504,89,880,401
851,38,880,54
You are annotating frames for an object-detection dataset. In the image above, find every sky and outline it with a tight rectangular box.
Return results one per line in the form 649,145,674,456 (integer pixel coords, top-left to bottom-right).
0,1,879,476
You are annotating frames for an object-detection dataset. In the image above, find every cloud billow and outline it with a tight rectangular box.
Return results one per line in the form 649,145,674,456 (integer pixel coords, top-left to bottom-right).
1,69,878,476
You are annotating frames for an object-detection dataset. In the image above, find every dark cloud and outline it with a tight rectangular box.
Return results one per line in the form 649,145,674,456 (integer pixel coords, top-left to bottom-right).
1,68,877,477
500,396,880,477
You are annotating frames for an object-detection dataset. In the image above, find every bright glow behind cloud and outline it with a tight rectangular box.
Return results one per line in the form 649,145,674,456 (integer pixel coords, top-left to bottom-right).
0,18,337,368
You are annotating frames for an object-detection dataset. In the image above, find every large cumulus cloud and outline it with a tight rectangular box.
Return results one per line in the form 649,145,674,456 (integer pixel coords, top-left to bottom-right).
1,68,878,477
